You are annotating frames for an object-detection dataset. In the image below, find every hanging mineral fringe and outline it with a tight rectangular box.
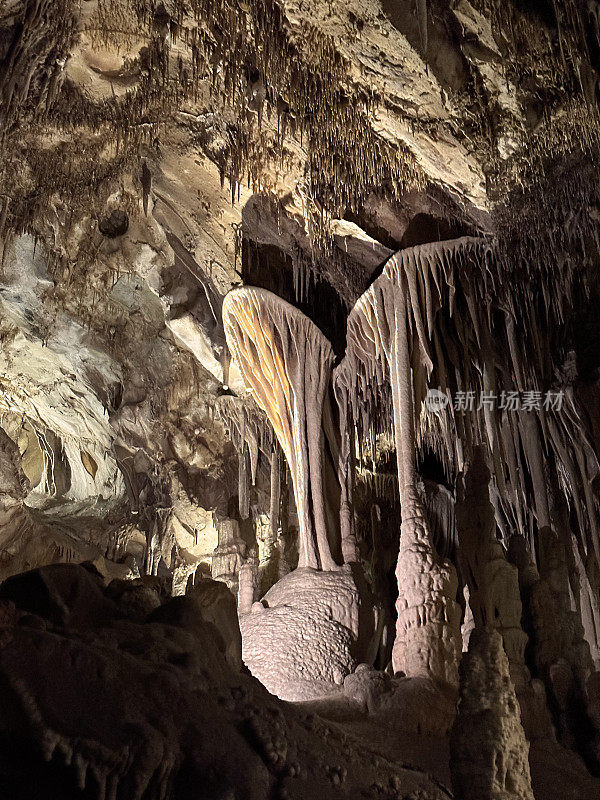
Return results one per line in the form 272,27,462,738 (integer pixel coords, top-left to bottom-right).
238,440,250,520
223,286,341,570
269,444,281,546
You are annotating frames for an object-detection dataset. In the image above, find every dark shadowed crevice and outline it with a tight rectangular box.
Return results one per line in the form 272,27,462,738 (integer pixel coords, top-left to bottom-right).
241,238,350,357
399,213,475,249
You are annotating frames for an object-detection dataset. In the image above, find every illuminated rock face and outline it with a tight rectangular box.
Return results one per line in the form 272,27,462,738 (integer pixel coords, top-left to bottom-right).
392,490,461,686
451,629,534,800
342,242,467,686
223,286,340,570
223,287,383,701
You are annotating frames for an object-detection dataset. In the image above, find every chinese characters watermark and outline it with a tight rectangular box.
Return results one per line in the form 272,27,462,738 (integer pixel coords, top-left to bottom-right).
425,388,564,414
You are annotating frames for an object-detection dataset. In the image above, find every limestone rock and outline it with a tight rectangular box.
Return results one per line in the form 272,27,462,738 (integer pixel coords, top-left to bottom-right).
451,628,534,800
188,576,242,670
99,209,129,238
343,663,392,713
457,447,528,678
0,562,448,800
106,578,163,620
240,565,377,701
376,674,458,736
0,563,118,629
0,427,29,524
211,518,247,593
393,511,462,687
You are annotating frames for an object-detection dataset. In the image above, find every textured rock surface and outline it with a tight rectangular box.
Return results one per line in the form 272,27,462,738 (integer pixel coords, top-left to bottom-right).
188,575,243,669
451,628,534,800
0,563,450,800
341,242,471,685
240,565,377,700
457,448,528,678
1,0,600,797
0,426,29,525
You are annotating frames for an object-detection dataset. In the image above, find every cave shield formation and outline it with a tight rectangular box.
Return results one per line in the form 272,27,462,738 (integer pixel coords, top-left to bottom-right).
339,240,472,686
222,234,594,695
222,286,342,571
4,0,600,798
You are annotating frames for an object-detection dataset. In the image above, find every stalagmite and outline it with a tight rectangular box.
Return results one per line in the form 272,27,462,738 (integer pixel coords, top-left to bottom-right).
4,0,600,794
237,562,255,613
269,446,280,546
450,629,535,800
238,441,250,520
211,518,247,593
332,370,359,563
335,229,600,700
456,447,528,684
223,286,341,570
529,527,594,679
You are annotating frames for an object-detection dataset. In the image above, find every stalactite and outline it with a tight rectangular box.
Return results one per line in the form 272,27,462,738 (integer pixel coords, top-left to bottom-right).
331,375,358,563
328,221,600,697
223,286,342,570
216,394,274,486
269,444,280,547
238,440,250,520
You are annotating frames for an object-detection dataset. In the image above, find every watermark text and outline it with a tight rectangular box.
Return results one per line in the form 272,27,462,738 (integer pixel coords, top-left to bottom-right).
425,388,564,414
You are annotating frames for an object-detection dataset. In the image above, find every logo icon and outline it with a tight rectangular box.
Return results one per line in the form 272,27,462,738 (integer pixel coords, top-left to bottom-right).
425,388,449,414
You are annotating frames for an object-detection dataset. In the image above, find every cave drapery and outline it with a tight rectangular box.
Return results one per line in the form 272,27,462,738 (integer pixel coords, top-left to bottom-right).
224,232,600,688
223,286,342,570
3,0,600,797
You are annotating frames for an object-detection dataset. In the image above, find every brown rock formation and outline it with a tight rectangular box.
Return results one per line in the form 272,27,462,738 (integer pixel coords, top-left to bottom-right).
2,1,600,797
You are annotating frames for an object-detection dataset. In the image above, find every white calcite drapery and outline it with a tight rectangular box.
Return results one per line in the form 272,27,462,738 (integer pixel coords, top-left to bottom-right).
224,235,600,691
335,232,600,684
223,287,340,570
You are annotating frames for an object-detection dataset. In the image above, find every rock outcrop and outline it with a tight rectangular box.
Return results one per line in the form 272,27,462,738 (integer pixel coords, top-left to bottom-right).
0,563,448,800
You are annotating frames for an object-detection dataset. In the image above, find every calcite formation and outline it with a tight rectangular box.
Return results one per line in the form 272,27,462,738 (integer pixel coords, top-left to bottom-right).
451,628,534,800
2,0,600,798
456,447,528,679
240,566,368,701
223,286,341,570
340,241,480,685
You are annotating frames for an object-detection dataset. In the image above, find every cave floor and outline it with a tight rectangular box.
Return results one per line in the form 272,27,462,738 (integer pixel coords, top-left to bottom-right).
296,694,600,800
